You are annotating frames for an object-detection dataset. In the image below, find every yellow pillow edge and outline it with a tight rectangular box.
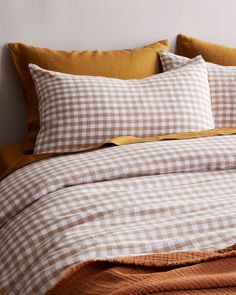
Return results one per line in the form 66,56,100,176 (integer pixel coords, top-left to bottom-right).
8,39,169,84
8,39,169,90
177,34,236,65
8,39,169,80
8,39,169,81
177,33,236,53
8,39,169,57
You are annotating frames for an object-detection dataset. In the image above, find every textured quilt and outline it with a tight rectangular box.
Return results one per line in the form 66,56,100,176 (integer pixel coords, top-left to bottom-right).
1,135,236,294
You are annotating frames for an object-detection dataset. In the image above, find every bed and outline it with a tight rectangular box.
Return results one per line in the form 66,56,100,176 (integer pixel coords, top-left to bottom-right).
1,34,236,295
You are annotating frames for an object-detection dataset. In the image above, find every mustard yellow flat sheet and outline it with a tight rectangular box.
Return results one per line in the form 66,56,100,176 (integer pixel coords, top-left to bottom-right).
0,142,24,176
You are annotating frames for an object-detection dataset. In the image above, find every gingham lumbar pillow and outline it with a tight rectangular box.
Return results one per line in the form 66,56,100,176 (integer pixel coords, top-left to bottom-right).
29,56,214,154
160,50,236,128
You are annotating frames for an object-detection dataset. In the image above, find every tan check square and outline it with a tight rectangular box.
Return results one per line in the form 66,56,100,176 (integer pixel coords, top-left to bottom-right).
29,56,214,153
160,50,236,128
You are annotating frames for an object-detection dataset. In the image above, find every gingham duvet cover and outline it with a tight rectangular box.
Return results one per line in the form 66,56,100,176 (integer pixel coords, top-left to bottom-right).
1,135,236,294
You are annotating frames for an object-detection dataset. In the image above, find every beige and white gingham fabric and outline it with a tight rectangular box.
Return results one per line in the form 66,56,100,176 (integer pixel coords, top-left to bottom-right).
160,50,236,128
29,56,214,153
1,135,236,294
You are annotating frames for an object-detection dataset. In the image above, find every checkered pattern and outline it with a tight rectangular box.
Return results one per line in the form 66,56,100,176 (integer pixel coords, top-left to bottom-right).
29,56,214,153
1,135,236,294
160,50,236,128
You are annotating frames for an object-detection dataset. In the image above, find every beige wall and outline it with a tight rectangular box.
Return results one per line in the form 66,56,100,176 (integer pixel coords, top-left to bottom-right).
1,0,236,146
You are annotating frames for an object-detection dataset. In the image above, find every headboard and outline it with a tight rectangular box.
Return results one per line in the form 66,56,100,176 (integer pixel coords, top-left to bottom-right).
1,0,236,147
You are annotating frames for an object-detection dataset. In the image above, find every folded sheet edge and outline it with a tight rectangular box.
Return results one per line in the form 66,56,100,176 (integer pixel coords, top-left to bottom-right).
1,128,236,181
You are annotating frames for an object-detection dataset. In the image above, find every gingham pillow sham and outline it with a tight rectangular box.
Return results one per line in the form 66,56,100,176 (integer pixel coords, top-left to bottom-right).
160,50,236,128
29,56,214,154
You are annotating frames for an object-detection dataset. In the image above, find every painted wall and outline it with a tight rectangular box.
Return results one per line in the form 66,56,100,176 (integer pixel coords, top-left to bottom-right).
1,0,236,146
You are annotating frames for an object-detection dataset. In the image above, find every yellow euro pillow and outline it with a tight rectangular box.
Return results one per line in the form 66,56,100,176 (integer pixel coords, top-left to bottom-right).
177,34,236,65
8,40,168,153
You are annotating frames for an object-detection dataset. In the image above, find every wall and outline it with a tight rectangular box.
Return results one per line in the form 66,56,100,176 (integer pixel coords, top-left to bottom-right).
1,0,236,146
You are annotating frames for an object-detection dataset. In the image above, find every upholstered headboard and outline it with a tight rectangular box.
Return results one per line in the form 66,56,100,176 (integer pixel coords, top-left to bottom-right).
1,0,236,147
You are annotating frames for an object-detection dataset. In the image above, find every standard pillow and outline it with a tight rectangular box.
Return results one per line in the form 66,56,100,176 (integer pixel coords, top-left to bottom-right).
8,40,169,153
177,34,236,66
29,56,214,154
160,50,236,127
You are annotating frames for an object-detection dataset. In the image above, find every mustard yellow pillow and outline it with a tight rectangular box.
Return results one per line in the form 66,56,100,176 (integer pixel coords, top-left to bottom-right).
8,40,168,153
177,34,236,65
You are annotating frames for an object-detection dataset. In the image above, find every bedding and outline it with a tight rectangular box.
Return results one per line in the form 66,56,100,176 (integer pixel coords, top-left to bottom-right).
1,127,236,182
160,50,236,127
1,134,236,294
0,142,23,176
178,34,236,65
29,56,214,153
8,40,168,153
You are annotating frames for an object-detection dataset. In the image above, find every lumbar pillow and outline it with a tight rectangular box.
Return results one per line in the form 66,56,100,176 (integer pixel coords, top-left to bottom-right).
160,50,236,128
177,34,236,66
8,40,169,153
29,56,214,154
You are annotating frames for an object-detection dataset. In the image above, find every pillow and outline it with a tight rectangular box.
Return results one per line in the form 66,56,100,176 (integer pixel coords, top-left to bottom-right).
29,56,214,154
160,50,236,127
8,40,169,153
177,34,236,66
